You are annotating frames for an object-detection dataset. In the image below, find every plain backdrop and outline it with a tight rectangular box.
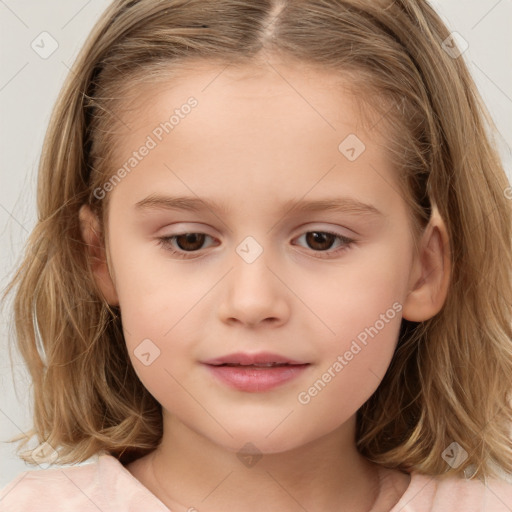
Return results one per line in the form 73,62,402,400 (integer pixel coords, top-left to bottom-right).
1,0,511,488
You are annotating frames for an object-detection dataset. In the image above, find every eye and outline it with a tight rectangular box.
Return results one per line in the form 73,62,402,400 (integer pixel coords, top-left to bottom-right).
157,233,216,258
293,230,355,258
157,230,355,259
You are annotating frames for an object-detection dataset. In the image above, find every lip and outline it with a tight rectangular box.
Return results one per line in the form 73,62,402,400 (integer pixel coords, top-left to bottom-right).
202,352,310,392
202,351,307,366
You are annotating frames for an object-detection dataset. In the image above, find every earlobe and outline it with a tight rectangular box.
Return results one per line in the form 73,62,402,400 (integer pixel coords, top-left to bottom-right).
78,204,119,306
402,205,451,322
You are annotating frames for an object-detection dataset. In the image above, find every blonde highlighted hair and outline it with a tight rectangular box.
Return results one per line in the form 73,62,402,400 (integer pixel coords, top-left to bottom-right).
3,0,512,480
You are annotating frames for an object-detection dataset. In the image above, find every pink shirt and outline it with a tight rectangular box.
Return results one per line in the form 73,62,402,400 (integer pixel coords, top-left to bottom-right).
1,454,511,511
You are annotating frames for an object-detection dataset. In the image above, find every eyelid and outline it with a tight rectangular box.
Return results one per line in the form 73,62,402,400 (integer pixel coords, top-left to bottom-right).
156,232,218,260
291,222,357,238
157,225,357,260
157,222,355,238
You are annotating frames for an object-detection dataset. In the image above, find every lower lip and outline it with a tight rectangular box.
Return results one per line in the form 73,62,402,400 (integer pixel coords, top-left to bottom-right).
203,364,309,392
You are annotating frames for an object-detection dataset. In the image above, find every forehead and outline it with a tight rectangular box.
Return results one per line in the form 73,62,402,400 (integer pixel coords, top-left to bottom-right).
103,59,403,220
116,57,380,134
116,62,375,159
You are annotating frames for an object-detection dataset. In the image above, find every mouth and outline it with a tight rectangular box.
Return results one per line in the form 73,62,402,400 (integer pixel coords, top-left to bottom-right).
202,352,310,392
203,351,308,367
212,362,302,368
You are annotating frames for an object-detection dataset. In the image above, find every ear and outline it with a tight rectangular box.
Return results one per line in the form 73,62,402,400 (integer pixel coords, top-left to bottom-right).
402,204,451,322
78,204,119,306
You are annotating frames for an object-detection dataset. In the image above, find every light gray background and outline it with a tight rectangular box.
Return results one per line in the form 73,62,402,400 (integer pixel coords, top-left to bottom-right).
1,0,511,488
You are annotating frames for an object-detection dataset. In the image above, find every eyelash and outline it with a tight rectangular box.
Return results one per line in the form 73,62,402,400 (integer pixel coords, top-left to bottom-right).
156,230,355,260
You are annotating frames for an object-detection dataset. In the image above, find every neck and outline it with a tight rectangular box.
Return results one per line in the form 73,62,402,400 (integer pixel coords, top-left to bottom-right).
133,413,388,512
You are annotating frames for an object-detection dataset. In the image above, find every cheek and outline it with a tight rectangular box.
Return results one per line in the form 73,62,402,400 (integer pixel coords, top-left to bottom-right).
120,295,199,423
110,227,218,339
290,249,407,420
117,274,203,400
295,242,408,350
293,308,403,440
111,257,223,419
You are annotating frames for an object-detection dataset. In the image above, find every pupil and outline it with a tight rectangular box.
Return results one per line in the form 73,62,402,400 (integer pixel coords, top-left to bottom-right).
177,233,205,251
307,232,334,251
174,232,335,252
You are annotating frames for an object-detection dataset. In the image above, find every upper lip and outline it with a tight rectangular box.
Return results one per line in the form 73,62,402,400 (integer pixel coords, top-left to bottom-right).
203,352,308,366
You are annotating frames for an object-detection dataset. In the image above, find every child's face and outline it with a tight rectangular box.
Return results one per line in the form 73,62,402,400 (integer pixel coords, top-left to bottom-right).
99,60,425,454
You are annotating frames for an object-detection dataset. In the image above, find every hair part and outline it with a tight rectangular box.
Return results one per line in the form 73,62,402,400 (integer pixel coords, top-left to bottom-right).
2,0,512,479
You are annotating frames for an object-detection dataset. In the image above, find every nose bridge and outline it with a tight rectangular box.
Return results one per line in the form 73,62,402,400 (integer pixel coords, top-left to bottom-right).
218,234,289,326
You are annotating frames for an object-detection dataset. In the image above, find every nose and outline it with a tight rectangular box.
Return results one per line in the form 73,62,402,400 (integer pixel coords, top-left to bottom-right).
217,249,290,328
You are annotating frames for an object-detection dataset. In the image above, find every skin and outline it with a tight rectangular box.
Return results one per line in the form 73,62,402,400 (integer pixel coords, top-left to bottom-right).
79,56,451,511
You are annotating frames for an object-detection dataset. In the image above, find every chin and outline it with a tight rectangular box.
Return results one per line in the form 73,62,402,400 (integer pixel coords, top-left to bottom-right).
205,424,316,457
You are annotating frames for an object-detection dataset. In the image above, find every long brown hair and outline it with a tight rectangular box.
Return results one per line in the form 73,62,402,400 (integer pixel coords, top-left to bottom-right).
3,0,512,480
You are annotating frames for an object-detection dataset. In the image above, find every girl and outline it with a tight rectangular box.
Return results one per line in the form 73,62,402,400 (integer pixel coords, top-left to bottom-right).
2,0,512,510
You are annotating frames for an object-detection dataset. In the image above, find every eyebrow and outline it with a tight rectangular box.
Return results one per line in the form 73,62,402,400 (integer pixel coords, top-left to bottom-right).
134,194,383,217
